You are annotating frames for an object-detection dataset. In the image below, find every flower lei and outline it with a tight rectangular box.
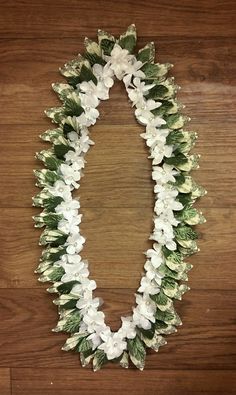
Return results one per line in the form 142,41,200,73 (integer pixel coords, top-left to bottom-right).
33,25,206,371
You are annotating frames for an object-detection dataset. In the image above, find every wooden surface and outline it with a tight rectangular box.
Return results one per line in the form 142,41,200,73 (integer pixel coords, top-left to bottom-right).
0,0,236,394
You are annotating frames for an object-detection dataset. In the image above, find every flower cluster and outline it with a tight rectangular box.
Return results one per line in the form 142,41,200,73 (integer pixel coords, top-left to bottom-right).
33,25,205,371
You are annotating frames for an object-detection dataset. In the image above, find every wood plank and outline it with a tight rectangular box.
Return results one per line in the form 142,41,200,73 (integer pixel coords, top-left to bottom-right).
11,368,236,395
0,38,235,125
0,288,236,369
0,1,235,38
0,369,11,395
0,207,235,289
0,124,235,208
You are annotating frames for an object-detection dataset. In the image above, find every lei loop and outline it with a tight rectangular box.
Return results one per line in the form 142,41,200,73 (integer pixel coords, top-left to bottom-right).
33,24,206,371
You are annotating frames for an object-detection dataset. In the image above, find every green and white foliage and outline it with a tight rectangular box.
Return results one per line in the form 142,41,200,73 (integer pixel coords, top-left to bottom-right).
33,24,206,371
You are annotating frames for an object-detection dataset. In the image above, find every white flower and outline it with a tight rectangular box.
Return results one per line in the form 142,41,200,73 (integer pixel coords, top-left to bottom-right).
76,93,99,126
152,163,178,184
66,232,85,254
150,141,173,165
55,199,80,220
64,150,85,168
145,244,163,268
87,323,107,349
105,44,134,80
67,128,94,155
93,63,114,88
123,59,145,87
67,131,79,144
135,99,162,125
60,163,82,189
127,77,154,106
58,215,82,234
47,180,72,201
76,290,101,315
132,293,156,330
138,276,161,295
151,218,176,251
118,316,136,339
60,260,89,283
83,307,105,333
98,328,127,360
141,127,169,148
154,187,183,214
72,278,97,296
133,294,156,328
144,260,156,280
78,79,109,100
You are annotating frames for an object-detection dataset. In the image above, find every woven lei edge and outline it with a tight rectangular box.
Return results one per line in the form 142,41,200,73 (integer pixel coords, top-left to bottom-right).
32,24,206,371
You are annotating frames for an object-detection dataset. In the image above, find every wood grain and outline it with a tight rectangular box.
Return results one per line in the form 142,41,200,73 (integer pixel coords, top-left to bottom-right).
1,207,236,289
0,369,11,395
11,369,236,395
0,288,235,369
0,0,236,393
0,0,235,38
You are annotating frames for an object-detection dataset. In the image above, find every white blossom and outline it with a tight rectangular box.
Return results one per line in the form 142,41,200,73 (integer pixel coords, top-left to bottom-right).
83,307,105,333
76,290,101,315
127,77,154,106
118,316,136,339
47,180,72,201
123,59,145,87
72,278,97,296
135,99,162,125
93,63,114,88
138,276,161,295
60,163,82,189
58,215,82,234
66,232,85,254
59,260,89,283
152,163,178,184
105,44,134,80
76,93,100,126
55,199,80,220
150,141,173,165
98,328,127,360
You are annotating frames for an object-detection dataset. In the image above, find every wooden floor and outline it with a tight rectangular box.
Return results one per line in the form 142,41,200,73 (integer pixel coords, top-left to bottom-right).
0,1,236,394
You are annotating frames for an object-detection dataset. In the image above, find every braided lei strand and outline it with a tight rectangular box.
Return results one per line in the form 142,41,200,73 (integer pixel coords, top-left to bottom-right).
33,25,206,371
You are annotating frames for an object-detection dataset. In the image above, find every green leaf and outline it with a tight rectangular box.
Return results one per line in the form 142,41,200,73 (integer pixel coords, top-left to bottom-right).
127,336,146,370
63,311,81,333
166,114,187,129
141,63,161,79
78,64,97,85
48,266,65,281
138,324,155,340
75,336,92,353
177,193,193,207
166,130,184,145
137,42,155,63
93,350,108,371
165,153,188,167
41,246,66,263
100,38,115,55
57,280,79,294
145,84,169,99
98,29,115,55
118,24,136,53
162,247,182,264
64,99,84,117
54,144,74,159
44,196,64,212
174,225,198,240
62,299,78,310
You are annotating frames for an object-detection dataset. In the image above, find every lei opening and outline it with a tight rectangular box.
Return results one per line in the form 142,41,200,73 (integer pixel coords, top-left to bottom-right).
33,25,206,371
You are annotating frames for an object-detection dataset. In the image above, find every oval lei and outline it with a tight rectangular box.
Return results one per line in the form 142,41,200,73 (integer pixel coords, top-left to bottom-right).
33,25,206,371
